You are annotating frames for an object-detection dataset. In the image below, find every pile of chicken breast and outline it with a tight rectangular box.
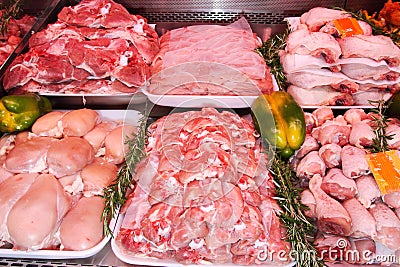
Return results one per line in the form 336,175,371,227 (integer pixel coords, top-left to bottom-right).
296,107,400,264
0,108,136,251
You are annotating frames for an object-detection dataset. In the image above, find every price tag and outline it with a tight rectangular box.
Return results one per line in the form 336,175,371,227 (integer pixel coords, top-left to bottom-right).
333,18,364,37
365,150,400,195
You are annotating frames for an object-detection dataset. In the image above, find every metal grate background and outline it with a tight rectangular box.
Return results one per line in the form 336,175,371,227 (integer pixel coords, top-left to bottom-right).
135,10,299,24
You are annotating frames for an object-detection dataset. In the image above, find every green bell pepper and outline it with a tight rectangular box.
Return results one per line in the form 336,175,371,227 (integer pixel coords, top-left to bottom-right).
0,94,52,132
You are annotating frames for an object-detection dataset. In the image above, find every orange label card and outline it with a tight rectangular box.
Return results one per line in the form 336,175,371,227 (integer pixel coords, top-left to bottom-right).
365,150,400,195
333,17,364,38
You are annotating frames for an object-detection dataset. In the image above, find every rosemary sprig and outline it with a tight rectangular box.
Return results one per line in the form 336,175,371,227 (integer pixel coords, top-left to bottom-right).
271,155,325,267
256,30,290,90
368,99,394,153
0,0,23,36
102,112,148,236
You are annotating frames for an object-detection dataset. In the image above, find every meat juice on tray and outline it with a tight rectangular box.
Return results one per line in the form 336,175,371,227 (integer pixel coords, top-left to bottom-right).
114,108,292,266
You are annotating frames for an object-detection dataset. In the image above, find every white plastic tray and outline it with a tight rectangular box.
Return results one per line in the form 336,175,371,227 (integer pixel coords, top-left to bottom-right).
39,92,147,106
111,214,296,267
142,74,280,108
142,91,259,108
0,214,120,259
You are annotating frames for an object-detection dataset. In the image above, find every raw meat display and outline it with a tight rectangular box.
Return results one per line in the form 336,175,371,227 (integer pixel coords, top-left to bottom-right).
146,18,274,96
0,109,136,251
114,108,291,265
297,107,400,263
0,13,36,66
3,0,159,94
281,7,400,106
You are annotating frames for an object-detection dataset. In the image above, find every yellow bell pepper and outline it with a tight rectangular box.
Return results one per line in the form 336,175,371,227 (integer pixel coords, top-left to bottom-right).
251,91,306,158
0,94,52,133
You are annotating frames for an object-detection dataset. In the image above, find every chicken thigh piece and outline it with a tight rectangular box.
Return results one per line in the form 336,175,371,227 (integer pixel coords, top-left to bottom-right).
300,7,351,31
309,174,352,236
319,143,342,168
338,35,400,67
6,174,71,250
80,158,118,196
349,121,375,148
286,27,341,63
60,196,105,251
382,191,400,209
